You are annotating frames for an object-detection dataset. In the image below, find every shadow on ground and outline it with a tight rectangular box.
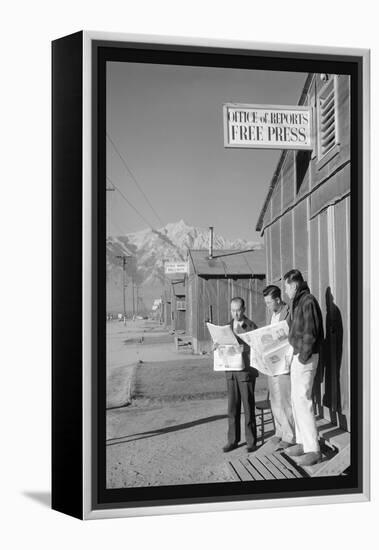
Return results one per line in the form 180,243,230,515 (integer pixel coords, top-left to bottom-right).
23,491,51,508
107,413,228,445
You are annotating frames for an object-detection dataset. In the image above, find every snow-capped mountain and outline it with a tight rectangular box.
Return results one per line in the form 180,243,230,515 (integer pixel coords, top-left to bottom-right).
106,220,261,313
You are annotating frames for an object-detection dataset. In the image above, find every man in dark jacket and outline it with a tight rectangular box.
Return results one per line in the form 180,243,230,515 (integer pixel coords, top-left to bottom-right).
284,269,323,466
222,297,258,454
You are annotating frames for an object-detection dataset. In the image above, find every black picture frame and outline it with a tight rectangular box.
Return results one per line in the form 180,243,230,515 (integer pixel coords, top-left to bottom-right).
52,31,370,520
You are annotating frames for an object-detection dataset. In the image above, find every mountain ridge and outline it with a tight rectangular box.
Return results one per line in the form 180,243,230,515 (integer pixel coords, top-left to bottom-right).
106,220,262,312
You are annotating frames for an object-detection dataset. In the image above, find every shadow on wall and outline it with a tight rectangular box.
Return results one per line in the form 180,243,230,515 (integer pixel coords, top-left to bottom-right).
296,150,311,193
314,287,346,429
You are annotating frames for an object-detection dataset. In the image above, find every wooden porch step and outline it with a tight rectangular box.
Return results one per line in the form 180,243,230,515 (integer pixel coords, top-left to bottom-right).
299,443,350,477
317,420,350,451
256,418,350,457
227,451,303,481
227,419,351,481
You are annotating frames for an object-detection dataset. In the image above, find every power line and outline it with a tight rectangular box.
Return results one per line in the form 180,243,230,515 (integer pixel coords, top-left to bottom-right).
107,174,184,260
106,132,165,227
106,176,153,228
106,184,138,237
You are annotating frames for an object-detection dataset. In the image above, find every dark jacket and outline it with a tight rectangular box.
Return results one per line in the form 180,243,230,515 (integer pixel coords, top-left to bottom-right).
225,316,258,380
288,282,323,365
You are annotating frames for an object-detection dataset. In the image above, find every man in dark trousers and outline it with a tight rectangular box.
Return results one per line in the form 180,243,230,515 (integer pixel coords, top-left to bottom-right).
223,297,258,453
283,269,324,466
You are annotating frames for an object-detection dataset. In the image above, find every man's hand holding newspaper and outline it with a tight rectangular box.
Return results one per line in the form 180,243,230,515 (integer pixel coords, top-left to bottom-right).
239,320,291,376
250,347,258,369
206,323,244,371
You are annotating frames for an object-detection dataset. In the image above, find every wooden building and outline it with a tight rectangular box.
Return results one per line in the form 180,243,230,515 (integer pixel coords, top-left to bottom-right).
161,278,186,331
186,249,266,354
170,280,186,331
256,73,351,430
161,283,172,328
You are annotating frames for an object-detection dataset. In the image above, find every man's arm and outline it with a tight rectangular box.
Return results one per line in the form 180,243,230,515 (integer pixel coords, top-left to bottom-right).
299,299,321,364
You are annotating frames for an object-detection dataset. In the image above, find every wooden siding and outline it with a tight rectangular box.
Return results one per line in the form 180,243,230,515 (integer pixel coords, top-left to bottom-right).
271,223,281,281
280,211,293,277
294,199,308,273
272,174,282,219
260,74,351,428
169,282,186,331
310,163,350,218
282,151,296,210
186,275,266,353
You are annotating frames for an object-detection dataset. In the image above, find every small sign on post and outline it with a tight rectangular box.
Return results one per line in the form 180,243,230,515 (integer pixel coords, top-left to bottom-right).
223,103,312,150
164,262,188,274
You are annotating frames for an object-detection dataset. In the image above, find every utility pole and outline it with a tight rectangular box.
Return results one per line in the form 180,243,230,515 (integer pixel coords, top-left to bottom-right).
116,254,131,319
131,275,135,318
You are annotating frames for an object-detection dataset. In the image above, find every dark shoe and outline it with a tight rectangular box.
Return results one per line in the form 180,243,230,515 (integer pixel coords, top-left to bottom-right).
277,440,295,449
223,443,238,453
297,451,322,466
285,443,304,456
246,444,258,453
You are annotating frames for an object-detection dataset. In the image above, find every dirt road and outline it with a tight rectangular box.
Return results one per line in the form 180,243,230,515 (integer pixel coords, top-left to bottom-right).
106,319,269,488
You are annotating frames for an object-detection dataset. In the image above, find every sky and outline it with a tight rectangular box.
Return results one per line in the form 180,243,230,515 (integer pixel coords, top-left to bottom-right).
106,62,308,242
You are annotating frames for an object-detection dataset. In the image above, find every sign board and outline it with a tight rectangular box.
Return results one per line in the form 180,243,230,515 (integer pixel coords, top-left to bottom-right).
223,103,312,150
164,262,188,274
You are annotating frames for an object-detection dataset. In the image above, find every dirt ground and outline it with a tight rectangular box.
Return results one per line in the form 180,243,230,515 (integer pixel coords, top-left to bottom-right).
106,319,269,488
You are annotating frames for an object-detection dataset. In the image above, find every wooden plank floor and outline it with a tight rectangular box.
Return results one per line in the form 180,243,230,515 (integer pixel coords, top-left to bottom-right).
227,418,350,481
228,451,302,481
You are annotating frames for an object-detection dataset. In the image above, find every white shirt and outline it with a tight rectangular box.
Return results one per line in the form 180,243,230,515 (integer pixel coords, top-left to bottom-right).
271,304,285,325
233,320,244,334
271,311,281,325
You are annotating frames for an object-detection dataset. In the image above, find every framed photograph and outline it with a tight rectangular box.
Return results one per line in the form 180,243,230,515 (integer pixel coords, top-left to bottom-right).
52,31,370,519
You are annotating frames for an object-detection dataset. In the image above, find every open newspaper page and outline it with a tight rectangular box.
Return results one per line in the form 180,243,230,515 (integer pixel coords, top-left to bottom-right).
238,320,290,376
206,323,238,345
206,323,243,371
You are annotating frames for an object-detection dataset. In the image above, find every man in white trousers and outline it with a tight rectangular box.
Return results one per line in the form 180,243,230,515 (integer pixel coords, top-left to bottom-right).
262,285,296,449
284,269,324,466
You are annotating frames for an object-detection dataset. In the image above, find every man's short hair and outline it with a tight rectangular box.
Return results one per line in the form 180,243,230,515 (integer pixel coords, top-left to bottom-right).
263,285,281,300
283,269,304,284
231,296,245,308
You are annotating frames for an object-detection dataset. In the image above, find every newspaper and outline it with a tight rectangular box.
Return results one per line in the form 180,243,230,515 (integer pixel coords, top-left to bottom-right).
206,323,238,346
206,322,244,371
238,320,290,376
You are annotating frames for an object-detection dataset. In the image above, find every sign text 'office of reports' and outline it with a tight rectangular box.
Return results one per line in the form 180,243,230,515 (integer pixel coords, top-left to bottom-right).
223,103,312,150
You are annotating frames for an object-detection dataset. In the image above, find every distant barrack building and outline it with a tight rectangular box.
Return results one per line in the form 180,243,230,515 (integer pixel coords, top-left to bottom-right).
161,277,186,331
170,280,186,332
186,248,266,353
256,73,351,430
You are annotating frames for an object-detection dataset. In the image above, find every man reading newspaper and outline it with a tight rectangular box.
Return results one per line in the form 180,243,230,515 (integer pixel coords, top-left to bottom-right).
221,297,258,453
262,285,295,449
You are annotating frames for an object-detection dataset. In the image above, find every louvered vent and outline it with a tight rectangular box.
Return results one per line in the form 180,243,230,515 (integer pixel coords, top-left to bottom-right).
319,79,337,157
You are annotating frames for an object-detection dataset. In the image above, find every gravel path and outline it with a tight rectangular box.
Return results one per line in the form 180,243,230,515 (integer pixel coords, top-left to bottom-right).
106,319,269,488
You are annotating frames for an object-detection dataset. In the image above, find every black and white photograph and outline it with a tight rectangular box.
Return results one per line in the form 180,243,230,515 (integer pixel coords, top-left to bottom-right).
104,59,353,489
3,0,377,543
50,30,369,520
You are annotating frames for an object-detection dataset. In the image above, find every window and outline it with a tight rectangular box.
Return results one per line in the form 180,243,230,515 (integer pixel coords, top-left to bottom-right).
317,76,338,160
176,300,186,311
